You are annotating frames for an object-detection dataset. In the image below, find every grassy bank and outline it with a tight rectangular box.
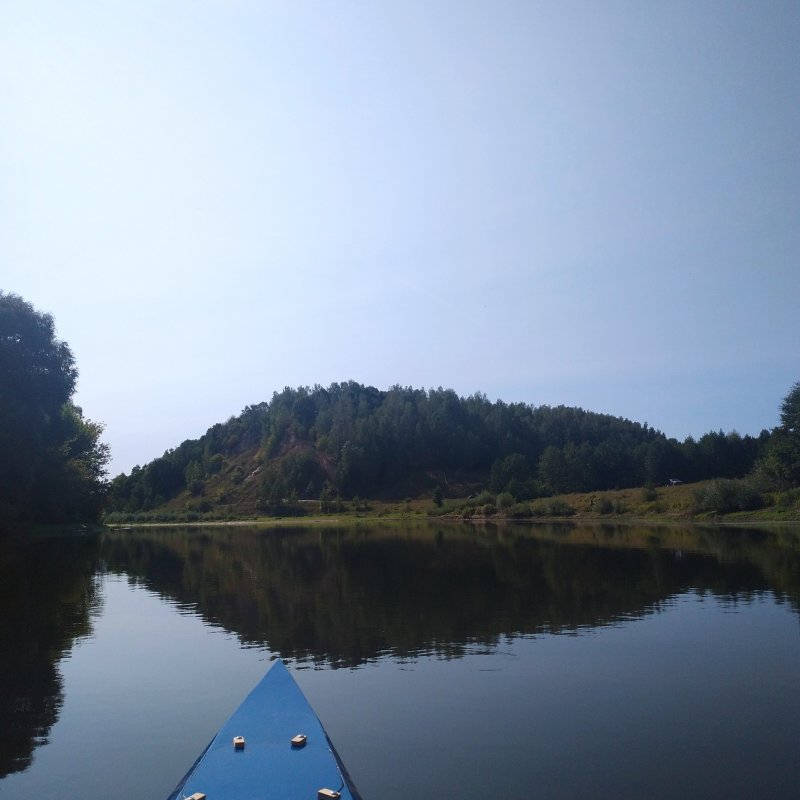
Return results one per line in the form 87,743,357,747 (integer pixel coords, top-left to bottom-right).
103,480,800,528
433,480,800,524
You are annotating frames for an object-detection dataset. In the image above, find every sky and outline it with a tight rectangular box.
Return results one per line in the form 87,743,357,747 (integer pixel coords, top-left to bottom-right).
2,1,798,477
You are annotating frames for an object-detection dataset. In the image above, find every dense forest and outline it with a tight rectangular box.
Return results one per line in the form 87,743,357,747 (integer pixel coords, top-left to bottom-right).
107,381,775,517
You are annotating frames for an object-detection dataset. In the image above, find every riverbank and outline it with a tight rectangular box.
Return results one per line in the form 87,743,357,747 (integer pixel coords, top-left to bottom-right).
102,480,800,529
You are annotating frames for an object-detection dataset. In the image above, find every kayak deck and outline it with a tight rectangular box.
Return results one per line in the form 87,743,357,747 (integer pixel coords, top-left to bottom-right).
169,660,362,800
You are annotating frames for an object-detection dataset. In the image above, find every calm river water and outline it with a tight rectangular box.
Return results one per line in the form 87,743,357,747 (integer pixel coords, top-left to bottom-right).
0,522,798,799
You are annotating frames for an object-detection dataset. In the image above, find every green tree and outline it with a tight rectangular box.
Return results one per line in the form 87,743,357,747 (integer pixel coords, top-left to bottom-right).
780,381,800,432
0,293,109,521
319,484,332,512
759,381,800,487
537,446,569,494
489,453,533,498
184,459,204,495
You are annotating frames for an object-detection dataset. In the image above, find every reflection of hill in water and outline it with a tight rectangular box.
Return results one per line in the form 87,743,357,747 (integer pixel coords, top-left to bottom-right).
0,533,101,778
2,523,797,778
102,523,800,666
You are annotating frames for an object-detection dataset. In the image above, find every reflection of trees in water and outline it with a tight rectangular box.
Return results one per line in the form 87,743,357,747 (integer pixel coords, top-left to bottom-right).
2,523,795,777
102,523,800,667
0,534,101,778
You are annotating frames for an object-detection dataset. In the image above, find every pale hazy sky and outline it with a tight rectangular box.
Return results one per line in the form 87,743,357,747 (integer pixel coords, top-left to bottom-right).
2,1,798,476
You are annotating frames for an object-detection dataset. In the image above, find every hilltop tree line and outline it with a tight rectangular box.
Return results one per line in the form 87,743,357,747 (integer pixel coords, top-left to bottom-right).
108,381,773,514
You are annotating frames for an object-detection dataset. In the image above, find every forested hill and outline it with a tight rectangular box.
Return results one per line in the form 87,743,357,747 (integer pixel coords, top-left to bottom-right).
108,382,767,516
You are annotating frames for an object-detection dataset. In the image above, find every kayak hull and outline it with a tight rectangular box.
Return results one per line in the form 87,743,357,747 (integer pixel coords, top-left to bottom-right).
168,660,362,800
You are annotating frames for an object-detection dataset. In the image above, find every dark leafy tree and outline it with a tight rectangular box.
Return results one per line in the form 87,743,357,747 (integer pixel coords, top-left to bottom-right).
758,381,800,487
0,293,109,522
489,453,534,498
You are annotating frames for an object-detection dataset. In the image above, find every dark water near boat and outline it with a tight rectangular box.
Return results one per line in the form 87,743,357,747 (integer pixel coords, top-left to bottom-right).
1,522,799,800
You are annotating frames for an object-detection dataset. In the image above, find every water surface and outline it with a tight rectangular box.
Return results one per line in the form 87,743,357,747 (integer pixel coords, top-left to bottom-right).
0,522,798,799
